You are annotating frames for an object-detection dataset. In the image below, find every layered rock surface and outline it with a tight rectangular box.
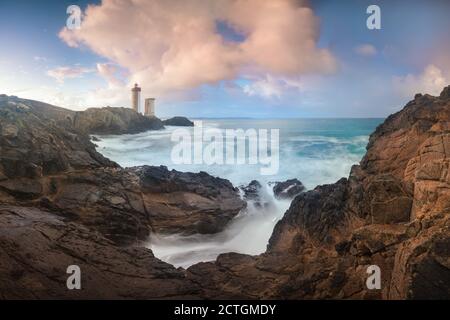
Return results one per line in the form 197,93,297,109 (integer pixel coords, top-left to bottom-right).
0,205,199,299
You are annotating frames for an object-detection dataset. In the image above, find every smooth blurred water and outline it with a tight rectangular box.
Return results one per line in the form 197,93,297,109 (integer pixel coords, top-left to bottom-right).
95,118,382,268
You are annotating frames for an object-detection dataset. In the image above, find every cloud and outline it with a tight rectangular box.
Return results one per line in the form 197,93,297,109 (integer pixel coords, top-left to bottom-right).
243,75,305,99
33,56,48,62
3,85,89,110
243,77,283,99
393,64,448,98
46,66,94,83
354,44,377,56
96,63,127,87
59,0,337,102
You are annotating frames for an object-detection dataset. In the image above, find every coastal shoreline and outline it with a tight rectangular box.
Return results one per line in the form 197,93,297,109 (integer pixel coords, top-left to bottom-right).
0,87,449,299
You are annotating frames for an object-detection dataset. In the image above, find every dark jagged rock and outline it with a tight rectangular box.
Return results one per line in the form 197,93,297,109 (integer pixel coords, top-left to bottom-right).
269,178,348,252
72,107,164,134
240,180,262,201
131,166,246,235
162,116,194,127
240,180,271,209
440,85,450,100
0,96,117,180
272,178,305,199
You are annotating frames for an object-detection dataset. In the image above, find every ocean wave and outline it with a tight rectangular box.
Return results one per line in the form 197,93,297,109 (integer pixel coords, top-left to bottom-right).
288,135,369,145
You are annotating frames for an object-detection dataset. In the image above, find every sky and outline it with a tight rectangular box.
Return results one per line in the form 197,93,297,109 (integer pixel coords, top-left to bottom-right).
0,0,449,118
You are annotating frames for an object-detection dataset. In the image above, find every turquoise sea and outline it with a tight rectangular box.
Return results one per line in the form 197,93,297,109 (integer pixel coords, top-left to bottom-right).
96,118,382,189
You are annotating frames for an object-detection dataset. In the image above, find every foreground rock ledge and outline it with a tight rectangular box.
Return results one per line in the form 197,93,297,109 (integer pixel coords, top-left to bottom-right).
0,206,200,299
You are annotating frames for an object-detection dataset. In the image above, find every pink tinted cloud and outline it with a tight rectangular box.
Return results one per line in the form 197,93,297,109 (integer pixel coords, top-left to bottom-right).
354,44,377,57
59,0,337,98
46,66,93,83
96,63,127,87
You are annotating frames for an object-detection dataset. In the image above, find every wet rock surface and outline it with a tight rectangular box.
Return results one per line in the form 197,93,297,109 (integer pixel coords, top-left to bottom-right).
239,180,271,209
241,180,262,201
272,178,305,199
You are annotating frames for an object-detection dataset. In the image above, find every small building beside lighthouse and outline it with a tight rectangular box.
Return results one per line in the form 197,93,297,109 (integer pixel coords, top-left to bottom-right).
131,83,141,113
144,98,155,117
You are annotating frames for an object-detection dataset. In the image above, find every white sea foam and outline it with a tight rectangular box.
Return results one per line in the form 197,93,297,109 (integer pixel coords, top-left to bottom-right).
148,184,291,268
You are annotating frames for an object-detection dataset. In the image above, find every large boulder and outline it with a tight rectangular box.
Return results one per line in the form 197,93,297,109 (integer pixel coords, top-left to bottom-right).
131,166,246,235
162,116,194,127
272,179,305,199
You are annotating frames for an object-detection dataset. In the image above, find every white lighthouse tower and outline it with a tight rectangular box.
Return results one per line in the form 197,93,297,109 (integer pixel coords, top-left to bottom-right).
131,83,141,113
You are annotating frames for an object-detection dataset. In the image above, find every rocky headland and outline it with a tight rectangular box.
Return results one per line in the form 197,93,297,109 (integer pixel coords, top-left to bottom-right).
72,106,165,134
0,87,449,299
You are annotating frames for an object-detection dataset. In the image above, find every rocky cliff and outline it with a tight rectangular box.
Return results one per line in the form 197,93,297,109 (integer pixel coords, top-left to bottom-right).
0,87,449,299
186,87,450,299
0,95,244,299
0,97,245,243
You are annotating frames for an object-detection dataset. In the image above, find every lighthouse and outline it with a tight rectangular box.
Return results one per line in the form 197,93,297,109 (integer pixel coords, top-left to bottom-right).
144,98,156,117
131,83,141,113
